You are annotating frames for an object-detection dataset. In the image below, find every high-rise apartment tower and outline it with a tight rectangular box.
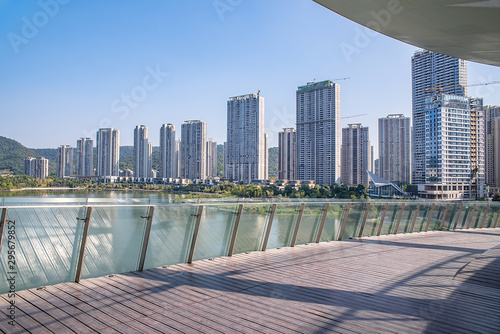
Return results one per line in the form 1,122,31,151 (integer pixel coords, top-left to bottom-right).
76,138,93,177
296,80,341,185
278,128,296,180
226,93,266,183
160,124,176,179
181,120,207,180
96,128,120,177
378,114,411,184
412,51,467,184
341,124,371,186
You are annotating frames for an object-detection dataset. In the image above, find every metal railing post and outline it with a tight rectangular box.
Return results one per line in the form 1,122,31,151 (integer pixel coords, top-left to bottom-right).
357,203,371,238
466,204,477,229
0,208,7,254
479,204,490,229
337,203,352,241
393,203,406,235
75,207,93,283
290,203,306,247
425,203,435,232
188,205,204,264
493,210,500,228
451,204,463,230
228,204,244,257
138,206,155,272
261,204,277,251
409,203,421,233
439,204,451,231
315,203,330,243
376,203,389,236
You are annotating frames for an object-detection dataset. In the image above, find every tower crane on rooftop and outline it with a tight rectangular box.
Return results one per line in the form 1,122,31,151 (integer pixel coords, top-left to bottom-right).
341,113,367,119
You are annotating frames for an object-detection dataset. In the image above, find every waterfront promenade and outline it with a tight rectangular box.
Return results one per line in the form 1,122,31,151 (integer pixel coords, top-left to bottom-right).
1,229,499,333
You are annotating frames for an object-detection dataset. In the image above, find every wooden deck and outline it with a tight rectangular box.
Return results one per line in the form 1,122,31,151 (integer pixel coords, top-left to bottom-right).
1,229,500,333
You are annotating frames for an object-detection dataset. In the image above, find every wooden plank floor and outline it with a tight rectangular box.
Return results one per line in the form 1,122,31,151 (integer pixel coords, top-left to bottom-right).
1,229,500,333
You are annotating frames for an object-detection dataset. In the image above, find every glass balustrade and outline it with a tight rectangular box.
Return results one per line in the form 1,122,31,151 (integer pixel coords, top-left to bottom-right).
0,200,499,294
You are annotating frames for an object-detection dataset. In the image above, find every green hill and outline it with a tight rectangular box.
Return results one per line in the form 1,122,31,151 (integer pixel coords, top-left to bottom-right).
0,136,40,175
119,146,161,171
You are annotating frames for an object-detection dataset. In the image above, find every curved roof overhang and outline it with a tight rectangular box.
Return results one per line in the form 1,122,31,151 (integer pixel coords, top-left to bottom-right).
313,0,500,67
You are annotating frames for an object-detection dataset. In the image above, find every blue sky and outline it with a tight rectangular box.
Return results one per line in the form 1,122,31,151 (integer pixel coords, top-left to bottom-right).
1,0,500,156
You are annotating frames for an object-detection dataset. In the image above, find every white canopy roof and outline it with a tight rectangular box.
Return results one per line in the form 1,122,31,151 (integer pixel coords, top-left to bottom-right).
314,0,500,67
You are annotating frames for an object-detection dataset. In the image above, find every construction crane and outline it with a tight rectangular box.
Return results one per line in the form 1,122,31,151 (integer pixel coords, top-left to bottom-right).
341,113,367,119
332,77,351,82
424,81,500,93
307,77,351,85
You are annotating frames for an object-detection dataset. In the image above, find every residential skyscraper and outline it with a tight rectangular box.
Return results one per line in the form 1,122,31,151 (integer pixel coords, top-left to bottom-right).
206,139,217,178
96,128,120,177
226,93,266,183
25,157,48,179
57,145,73,178
175,140,181,178
296,80,341,185
341,124,371,186
470,98,486,198
223,142,228,178
76,138,93,177
24,157,36,177
264,133,269,180
36,158,49,180
181,120,207,179
412,51,467,184
485,106,500,187
420,94,487,199
378,114,411,184
495,118,500,189
134,125,152,178
160,124,176,179
278,128,296,180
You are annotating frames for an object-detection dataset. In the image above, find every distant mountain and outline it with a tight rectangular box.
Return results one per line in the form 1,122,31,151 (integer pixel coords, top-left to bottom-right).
1,136,279,179
119,146,160,172
0,136,41,175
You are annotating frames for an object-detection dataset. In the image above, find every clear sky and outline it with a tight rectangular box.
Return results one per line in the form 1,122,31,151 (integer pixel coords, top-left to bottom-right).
1,0,500,157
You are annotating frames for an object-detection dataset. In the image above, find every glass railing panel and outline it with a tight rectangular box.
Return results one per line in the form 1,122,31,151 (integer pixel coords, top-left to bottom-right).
81,206,148,279
470,205,483,229
454,204,472,230
144,205,198,269
438,203,460,231
295,204,324,245
484,205,500,228
362,203,385,237
0,207,85,294
233,204,270,254
399,203,417,234
319,203,344,241
379,203,402,235
266,204,300,249
339,203,366,240
413,203,432,232
192,205,236,261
